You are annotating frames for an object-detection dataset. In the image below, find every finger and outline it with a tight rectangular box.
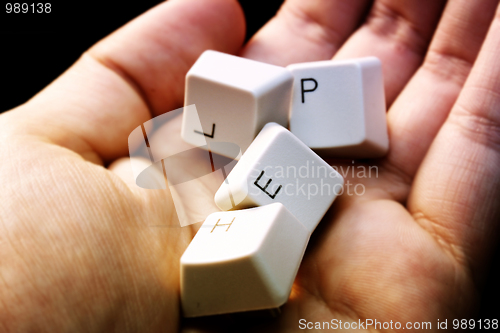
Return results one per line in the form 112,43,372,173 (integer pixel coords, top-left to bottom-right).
334,0,447,105
409,4,500,278
240,0,372,65
380,0,499,198
2,0,245,162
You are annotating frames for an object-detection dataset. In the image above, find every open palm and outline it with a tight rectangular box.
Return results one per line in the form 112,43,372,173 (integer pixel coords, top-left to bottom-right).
1,0,499,332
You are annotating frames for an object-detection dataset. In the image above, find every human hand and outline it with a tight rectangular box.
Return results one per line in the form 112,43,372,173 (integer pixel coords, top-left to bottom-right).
0,1,244,332
1,0,499,332
232,0,500,331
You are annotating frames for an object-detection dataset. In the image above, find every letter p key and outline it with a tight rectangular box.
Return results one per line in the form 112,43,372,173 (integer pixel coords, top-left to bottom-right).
300,78,318,103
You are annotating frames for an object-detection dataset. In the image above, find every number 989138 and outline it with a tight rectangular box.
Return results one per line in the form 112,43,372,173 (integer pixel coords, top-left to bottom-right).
6,3,51,14
453,319,498,330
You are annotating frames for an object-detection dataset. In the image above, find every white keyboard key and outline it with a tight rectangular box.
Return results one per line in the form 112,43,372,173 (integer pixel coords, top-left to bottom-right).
181,50,293,158
287,57,389,158
214,123,343,233
181,203,310,317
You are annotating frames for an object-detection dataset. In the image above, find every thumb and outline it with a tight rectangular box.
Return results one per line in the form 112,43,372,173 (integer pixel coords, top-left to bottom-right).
1,0,245,164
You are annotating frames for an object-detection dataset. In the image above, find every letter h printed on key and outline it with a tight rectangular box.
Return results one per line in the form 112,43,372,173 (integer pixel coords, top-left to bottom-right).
210,217,236,233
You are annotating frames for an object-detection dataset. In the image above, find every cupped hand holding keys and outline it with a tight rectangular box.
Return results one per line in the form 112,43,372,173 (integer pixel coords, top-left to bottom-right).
1,0,499,332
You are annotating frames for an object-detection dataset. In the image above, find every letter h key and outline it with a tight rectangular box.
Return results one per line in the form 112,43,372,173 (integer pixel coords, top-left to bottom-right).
181,203,310,317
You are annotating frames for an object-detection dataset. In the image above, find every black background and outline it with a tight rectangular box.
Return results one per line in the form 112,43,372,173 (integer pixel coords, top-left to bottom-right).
0,0,498,320
0,0,283,111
